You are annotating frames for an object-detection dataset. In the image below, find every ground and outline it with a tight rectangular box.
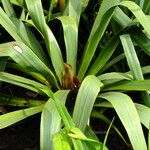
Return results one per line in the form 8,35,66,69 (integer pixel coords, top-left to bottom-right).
0,115,40,150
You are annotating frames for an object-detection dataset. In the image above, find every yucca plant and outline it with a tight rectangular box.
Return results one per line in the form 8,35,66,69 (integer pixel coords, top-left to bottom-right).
0,0,150,149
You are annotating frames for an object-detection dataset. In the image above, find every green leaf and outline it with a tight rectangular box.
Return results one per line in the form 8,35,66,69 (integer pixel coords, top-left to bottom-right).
50,93,75,130
120,34,144,80
8,63,50,86
0,104,44,129
78,0,120,80
47,0,58,21
57,16,78,72
135,103,150,129
10,0,25,7
40,90,69,150
1,0,16,18
119,1,150,36
69,0,90,25
0,93,45,107
118,34,150,106
0,7,47,65
68,127,103,150
0,72,51,96
98,72,132,85
25,0,64,81
142,0,150,14
0,42,59,88
100,53,125,73
54,99,75,130
73,75,103,132
71,139,84,150
103,80,150,91
0,7,22,41
101,118,114,150
68,127,99,144
131,28,150,56
141,66,150,75
87,36,120,75
100,92,147,150
53,131,72,150
46,91,86,150
112,7,132,27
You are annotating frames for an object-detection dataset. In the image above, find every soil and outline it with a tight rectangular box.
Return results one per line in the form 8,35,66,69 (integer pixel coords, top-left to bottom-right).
0,115,40,150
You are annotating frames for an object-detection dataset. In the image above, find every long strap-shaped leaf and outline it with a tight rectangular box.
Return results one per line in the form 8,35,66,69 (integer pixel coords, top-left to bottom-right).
69,0,90,26
0,93,45,107
0,104,44,129
135,103,150,129
73,75,103,132
95,101,150,131
25,0,64,81
0,72,51,96
120,34,143,80
112,7,132,27
10,0,25,7
131,27,150,56
142,0,150,14
119,1,150,35
47,0,58,21
57,16,78,73
78,0,121,80
120,34,150,106
103,80,150,91
100,92,147,150
40,90,70,150
1,0,16,18
0,7,48,65
98,72,132,85
0,42,59,88
8,63,50,86
47,91,96,149
87,36,120,75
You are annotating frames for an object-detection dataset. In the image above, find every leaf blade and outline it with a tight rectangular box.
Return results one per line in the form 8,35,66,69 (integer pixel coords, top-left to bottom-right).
0,105,44,129
73,75,103,131
100,92,147,150
40,90,70,150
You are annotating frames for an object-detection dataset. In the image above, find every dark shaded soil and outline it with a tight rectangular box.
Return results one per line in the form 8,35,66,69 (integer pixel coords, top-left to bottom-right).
0,115,40,150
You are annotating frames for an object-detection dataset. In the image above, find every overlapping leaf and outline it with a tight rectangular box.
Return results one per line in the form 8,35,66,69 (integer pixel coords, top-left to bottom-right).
100,92,147,150
73,75,103,132
0,7,47,65
40,90,70,150
120,34,150,106
25,0,64,81
58,16,78,72
0,104,44,129
0,42,59,88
